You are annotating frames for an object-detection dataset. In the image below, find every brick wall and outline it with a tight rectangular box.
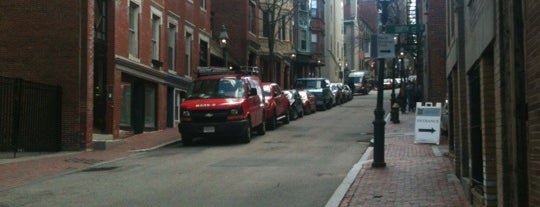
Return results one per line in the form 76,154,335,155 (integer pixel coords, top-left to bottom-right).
525,0,540,205
426,0,446,103
358,0,379,33
0,0,91,150
211,0,251,65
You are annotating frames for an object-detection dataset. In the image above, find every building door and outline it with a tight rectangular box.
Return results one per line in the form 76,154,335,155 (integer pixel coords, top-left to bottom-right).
93,0,107,133
167,87,174,128
468,66,483,189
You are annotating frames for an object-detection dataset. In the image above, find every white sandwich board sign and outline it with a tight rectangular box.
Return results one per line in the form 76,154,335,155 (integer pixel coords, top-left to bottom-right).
414,102,442,144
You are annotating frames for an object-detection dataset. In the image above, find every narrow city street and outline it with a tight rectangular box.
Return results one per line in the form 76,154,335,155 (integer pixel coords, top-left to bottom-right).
0,91,393,207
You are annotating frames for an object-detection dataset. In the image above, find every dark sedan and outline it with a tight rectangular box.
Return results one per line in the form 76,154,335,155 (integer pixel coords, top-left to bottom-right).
283,89,304,120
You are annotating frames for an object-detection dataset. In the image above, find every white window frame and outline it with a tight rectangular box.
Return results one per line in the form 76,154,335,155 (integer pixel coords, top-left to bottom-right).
184,25,194,77
128,0,141,60
151,7,163,61
168,17,178,74
200,0,206,11
174,89,183,125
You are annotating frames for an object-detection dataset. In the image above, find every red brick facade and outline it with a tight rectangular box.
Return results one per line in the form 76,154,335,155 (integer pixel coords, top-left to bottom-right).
425,0,446,103
0,0,93,150
446,0,538,205
0,0,210,150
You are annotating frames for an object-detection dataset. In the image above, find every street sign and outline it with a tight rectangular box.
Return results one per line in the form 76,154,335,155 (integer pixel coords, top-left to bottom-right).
386,24,425,34
370,34,395,59
414,102,442,144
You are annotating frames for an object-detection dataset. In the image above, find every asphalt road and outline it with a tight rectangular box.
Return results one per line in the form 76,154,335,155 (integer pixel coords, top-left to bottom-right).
1,91,390,207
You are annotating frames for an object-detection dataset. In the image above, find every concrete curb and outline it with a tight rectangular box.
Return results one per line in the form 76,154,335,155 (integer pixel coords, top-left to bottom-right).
325,147,373,207
129,138,182,152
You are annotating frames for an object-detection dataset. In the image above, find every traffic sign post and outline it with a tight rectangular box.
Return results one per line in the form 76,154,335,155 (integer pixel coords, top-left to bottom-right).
414,102,442,144
386,24,425,34
371,34,395,59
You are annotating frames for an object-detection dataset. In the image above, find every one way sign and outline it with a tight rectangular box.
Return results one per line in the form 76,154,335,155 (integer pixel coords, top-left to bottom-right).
371,34,395,59
414,102,442,144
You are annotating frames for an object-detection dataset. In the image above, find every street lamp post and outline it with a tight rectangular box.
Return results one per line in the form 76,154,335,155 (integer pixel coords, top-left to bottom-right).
219,25,229,68
372,0,389,168
290,49,296,86
317,59,322,77
390,53,400,123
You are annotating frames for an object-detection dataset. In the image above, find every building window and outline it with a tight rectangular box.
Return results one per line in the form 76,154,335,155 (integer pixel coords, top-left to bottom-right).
200,0,206,10
311,33,317,51
280,17,286,40
129,2,140,58
249,2,256,33
120,83,132,127
174,89,182,124
94,0,107,41
185,27,194,76
311,0,318,18
144,85,156,128
300,30,307,50
199,39,208,67
263,11,273,37
151,13,161,61
168,21,177,73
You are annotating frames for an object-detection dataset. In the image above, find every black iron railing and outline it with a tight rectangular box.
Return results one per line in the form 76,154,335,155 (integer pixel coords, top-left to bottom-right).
0,76,62,157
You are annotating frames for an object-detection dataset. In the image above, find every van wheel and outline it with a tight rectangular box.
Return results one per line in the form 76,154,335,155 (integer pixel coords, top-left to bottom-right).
290,108,298,120
239,119,252,143
256,118,266,135
283,110,290,124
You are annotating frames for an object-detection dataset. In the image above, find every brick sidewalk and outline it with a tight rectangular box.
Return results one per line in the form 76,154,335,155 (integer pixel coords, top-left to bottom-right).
0,128,180,190
338,112,469,207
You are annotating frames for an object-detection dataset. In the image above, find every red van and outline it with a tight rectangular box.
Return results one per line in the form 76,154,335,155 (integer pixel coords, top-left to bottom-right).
178,67,266,145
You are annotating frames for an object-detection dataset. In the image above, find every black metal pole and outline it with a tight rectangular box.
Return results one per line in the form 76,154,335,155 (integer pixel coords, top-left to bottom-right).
223,48,228,68
391,58,400,123
372,59,386,168
372,0,388,168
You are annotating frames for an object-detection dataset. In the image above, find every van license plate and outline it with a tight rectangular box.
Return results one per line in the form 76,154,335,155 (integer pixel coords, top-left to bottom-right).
203,126,215,133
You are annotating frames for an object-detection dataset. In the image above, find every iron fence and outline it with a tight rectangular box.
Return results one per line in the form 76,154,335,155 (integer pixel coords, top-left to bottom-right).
0,76,62,155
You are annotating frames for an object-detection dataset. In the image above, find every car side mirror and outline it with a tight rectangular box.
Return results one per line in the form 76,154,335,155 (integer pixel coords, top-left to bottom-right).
249,88,258,96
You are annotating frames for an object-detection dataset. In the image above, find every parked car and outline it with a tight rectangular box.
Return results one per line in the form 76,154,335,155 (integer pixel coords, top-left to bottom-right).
298,90,317,115
179,67,266,145
262,82,290,130
342,85,353,101
283,89,304,120
330,83,344,105
295,78,334,110
383,79,393,89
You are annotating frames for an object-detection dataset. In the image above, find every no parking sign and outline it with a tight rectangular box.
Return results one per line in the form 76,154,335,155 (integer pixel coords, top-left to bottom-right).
414,102,442,144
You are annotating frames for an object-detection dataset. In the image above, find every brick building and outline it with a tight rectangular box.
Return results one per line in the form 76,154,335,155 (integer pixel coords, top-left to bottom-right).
445,0,538,205
0,0,94,150
422,0,446,103
0,0,211,150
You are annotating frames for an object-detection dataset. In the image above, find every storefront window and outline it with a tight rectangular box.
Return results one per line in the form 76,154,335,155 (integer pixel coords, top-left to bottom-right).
120,83,132,127
174,89,182,124
144,85,156,128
